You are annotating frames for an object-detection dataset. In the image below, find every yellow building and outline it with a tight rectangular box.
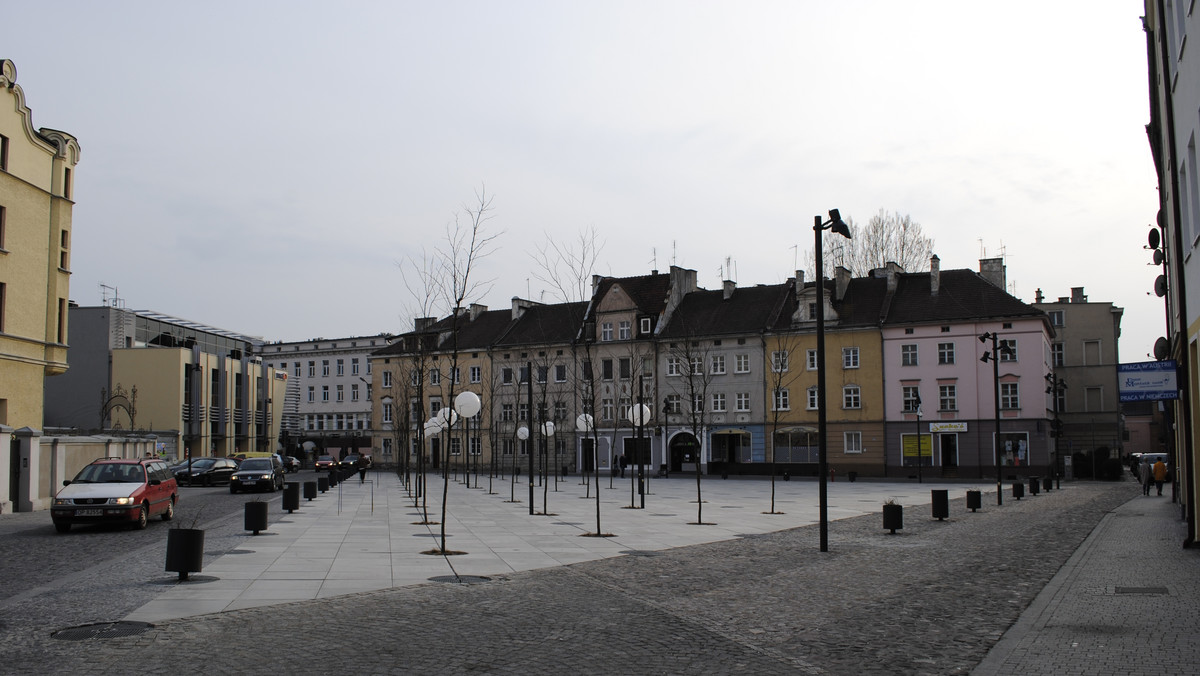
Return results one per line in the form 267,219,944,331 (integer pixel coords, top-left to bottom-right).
0,59,80,430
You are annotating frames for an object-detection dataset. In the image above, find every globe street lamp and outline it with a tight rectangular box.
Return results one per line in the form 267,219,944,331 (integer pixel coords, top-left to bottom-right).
517,424,532,515
815,208,852,552
627,401,652,509
455,391,482,489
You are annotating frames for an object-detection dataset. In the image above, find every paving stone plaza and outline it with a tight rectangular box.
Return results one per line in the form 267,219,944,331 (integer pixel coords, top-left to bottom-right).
2,472,1196,674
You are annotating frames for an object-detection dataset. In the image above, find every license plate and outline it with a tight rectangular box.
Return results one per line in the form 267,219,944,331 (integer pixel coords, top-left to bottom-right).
76,509,103,516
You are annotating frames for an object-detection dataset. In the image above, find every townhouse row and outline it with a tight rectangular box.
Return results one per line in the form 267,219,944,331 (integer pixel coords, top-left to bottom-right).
355,258,1081,480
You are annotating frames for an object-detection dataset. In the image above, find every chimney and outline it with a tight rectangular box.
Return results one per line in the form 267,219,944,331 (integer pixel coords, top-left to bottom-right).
592,274,603,297
929,255,940,296
886,266,899,294
1035,288,1044,303
979,258,1006,289
511,297,534,320
414,317,436,331
1071,287,1087,303
723,279,736,300
835,266,851,301
469,303,487,321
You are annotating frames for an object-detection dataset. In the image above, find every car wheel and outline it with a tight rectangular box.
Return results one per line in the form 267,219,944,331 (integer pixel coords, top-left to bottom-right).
133,504,148,530
162,497,175,522
230,486,238,494
54,522,71,534
204,475,211,487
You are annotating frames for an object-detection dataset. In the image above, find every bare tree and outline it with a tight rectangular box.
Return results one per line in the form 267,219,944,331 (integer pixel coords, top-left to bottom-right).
665,328,716,525
806,209,934,277
765,329,805,515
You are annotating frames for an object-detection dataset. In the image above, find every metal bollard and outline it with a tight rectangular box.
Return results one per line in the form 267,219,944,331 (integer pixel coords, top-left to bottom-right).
317,476,329,493
303,481,317,501
282,482,300,513
966,490,982,512
931,489,949,520
1012,482,1025,500
1029,477,1040,496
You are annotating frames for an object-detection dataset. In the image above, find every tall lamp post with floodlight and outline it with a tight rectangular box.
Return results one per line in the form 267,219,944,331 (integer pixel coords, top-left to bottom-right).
815,208,852,553
980,332,1014,505
1045,372,1066,489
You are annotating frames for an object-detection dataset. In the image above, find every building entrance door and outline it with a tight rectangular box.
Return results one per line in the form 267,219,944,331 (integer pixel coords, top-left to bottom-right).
940,434,959,469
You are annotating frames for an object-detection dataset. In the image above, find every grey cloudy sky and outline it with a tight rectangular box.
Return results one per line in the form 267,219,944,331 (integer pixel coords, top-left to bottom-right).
5,1,1162,358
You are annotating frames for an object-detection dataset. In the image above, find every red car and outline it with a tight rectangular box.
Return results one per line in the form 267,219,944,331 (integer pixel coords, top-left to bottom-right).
51,458,178,533
314,455,337,470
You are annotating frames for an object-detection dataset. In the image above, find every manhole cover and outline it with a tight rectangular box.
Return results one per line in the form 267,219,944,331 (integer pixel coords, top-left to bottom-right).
53,621,153,641
1115,586,1169,595
620,550,661,557
428,575,492,584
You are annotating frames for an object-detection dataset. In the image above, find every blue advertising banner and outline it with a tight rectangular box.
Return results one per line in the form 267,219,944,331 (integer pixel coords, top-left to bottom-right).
1118,360,1178,401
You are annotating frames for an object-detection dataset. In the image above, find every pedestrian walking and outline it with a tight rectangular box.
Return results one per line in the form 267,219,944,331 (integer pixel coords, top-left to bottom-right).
1141,459,1153,496
619,453,628,478
1153,457,1168,496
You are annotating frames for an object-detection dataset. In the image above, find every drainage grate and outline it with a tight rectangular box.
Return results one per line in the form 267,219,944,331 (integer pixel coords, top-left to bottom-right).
53,621,153,641
1115,586,1169,595
428,575,492,584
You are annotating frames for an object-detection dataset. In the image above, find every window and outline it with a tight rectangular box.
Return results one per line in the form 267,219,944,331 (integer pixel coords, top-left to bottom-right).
640,317,652,334
336,359,344,376
1048,310,1064,327
582,360,593,381
322,360,330,377
554,364,567,382
502,367,513,384
554,401,567,420
1,205,7,249
1055,387,1067,413
735,393,750,412
710,354,726,374
735,354,750,373
501,404,514,422
1000,382,1019,409
939,384,957,411
842,347,859,369
336,384,344,402
307,386,315,403
938,343,955,365
537,366,548,383
322,385,330,402
773,388,790,411
470,365,482,383
308,361,316,377
602,359,613,380
901,344,918,366
449,438,462,456
383,403,393,424
665,394,681,413
842,385,861,409
1052,343,1065,367
711,392,726,412
519,365,530,383
451,367,461,384
351,384,360,402
689,356,701,375
844,431,863,454
293,363,300,378
619,358,631,379
0,134,7,171
999,339,1017,362
502,439,514,456
601,322,613,341
382,371,392,388
771,351,789,373
806,349,817,370
601,398,614,421
429,369,440,386
351,358,360,375
667,356,681,376
0,282,4,332
902,386,920,412
691,393,703,412
619,320,631,340
807,387,818,410
410,370,419,386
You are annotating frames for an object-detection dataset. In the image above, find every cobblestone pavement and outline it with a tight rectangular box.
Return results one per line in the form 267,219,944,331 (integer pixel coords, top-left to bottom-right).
4,480,1166,675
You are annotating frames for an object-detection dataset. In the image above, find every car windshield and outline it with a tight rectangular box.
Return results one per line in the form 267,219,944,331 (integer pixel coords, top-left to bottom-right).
74,463,143,483
240,459,272,471
318,456,334,462
186,458,216,469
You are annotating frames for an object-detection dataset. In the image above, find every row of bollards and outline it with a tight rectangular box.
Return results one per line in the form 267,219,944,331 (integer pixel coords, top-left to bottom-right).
888,478,1057,534
247,467,362,534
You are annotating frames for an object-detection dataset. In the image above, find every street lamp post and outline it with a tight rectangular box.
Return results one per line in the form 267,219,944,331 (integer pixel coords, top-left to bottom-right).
815,209,852,553
916,393,924,484
455,391,482,490
980,332,1014,505
1045,372,1066,490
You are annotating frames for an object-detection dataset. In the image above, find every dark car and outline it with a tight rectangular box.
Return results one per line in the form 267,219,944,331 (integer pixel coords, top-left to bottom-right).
314,455,338,471
340,454,362,470
283,456,301,473
230,456,285,493
51,458,178,533
174,457,240,486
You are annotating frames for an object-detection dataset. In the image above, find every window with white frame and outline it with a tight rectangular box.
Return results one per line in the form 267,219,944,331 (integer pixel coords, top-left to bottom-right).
1048,310,1064,327
771,351,789,373
842,347,859,369
501,404,513,422
517,402,527,421
555,364,567,382
620,358,633,379
1000,382,1019,409
773,388,790,411
901,344,918,366
1000,339,1017,361
554,401,568,420
537,366,548,383
430,369,441,385
410,370,419,386
1052,343,1065,367
640,317,651,334
939,384,957,411
735,354,750,373
470,365,482,383
807,387,818,410
308,361,316,377
351,383,360,402
501,439,514,456
351,358,360,375
844,431,863,454
938,342,955,365
665,394,681,413
711,392,727,412
322,360,330,377
336,359,344,376
502,367,513,384
807,349,818,370
711,354,726,374
735,392,750,411
601,398,614,421
618,320,631,340
902,386,920,412
688,356,702,375
322,385,329,402
667,356,681,376
601,322,613,341
293,363,301,378
842,385,861,409
336,385,344,402
307,386,315,403
691,393,703,412
383,403,393,423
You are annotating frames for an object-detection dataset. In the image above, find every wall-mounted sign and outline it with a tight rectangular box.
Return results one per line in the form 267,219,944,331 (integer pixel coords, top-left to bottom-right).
929,422,967,433
1118,360,1178,401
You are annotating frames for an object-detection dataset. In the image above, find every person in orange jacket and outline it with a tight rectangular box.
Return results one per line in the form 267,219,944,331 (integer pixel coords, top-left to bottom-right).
1153,458,1168,496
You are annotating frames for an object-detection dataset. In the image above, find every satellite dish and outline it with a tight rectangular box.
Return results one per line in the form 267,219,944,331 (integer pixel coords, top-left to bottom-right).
1153,249,1165,266
1155,275,1167,297
1154,336,1170,360
1148,227,1161,249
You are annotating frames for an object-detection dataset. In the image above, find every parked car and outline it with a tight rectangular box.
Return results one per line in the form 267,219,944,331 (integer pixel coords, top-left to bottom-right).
314,455,338,471
230,456,286,493
283,456,302,472
340,454,362,470
51,458,178,533
174,457,240,486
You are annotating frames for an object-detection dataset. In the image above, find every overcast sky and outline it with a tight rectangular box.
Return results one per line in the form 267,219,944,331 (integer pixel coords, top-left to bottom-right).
5,1,1162,359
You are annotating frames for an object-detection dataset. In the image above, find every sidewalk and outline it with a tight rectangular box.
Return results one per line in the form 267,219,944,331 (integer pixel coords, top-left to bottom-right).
974,487,1200,675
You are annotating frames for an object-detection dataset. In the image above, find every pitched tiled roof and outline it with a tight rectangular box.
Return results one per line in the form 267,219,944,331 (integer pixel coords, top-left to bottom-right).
659,284,791,338
372,308,515,356
494,302,588,347
592,272,672,316
883,269,1045,324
